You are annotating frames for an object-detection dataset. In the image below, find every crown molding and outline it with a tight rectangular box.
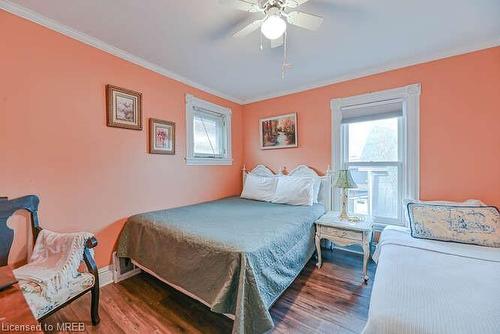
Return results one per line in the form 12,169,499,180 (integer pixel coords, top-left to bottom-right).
241,39,500,104
0,0,243,104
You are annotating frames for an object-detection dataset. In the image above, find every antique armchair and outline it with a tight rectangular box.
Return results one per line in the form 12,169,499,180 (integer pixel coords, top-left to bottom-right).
0,195,100,325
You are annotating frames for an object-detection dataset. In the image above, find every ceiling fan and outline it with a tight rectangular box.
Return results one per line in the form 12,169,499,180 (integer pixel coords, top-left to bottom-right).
219,0,324,78
220,0,323,46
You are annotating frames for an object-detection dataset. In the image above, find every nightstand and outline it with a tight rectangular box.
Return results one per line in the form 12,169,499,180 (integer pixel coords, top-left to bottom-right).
315,211,373,282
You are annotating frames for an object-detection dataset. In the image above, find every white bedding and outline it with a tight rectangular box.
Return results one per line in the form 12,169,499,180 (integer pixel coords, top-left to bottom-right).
363,226,500,334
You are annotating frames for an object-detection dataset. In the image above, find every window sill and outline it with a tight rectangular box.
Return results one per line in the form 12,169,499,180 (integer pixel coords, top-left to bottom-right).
185,157,233,166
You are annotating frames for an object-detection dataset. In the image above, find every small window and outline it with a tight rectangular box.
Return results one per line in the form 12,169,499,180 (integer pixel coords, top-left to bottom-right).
186,95,232,165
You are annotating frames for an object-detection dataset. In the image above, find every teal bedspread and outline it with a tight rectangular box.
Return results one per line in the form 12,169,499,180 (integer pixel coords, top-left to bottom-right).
116,197,325,333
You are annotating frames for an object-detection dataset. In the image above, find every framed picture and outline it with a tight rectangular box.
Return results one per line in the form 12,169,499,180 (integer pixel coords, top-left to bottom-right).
260,112,297,150
149,118,175,155
106,85,142,130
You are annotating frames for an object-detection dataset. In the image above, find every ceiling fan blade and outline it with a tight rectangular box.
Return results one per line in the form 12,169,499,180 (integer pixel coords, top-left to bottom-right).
270,35,284,48
285,0,311,8
218,0,261,12
233,19,263,38
286,11,323,30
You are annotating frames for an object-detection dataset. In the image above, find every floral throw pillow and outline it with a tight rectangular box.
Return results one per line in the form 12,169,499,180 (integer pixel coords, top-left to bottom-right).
407,203,500,248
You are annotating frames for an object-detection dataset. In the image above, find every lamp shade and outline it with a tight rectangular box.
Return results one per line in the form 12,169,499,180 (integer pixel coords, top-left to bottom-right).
333,170,357,189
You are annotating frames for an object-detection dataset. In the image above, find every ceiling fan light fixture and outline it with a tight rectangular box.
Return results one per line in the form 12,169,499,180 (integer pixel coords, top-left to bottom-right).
261,14,287,40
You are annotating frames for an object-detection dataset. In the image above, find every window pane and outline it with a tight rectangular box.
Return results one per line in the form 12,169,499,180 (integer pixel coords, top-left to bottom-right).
348,117,399,162
348,165,399,219
193,116,221,155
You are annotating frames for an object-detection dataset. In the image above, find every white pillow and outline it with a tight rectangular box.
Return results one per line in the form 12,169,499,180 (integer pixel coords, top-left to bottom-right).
271,177,315,206
278,175,321,203
241,174,277,202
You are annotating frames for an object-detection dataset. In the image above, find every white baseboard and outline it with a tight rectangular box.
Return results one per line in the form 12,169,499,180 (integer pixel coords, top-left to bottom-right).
114,266,141,283
98,265,114,287
111,251,142,283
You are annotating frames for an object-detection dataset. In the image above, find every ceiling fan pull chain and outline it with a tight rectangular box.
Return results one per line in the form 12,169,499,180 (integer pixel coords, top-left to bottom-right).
281,31,288,79
260,31,264,51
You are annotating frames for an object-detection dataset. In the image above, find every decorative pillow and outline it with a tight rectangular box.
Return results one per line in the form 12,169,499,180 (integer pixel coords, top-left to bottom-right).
240,174,278,202
407,202,500,247
271,177,315,206
403,199,486,223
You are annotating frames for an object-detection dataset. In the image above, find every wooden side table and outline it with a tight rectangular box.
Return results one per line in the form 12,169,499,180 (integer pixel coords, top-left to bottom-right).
315,212,373,282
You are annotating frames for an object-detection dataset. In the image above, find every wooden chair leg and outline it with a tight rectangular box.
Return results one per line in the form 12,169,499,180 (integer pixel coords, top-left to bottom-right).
90,283,100,325
83,238,100,326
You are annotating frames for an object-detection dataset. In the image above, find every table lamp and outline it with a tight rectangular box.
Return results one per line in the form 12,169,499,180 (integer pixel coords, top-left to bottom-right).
334,169,357,221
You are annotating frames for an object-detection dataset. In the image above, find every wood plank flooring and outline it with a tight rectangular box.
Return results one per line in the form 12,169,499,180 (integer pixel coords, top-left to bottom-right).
43,249,376,333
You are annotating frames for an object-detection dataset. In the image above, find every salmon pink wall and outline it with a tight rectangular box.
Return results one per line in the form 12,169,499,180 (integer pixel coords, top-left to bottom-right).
2,9,499,269
243,47,500,209
0,11,244,267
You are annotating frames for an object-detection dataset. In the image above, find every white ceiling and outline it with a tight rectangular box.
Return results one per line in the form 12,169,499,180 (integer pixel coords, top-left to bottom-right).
3,0,500,103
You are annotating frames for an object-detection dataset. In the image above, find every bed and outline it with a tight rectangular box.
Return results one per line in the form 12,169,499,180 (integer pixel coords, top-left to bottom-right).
363,226,500,334
116,165,332,334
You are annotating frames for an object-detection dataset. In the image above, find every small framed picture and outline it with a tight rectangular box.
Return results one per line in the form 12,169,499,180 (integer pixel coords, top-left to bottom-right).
106,85,142,130
260,112,297,150
149,118,175,155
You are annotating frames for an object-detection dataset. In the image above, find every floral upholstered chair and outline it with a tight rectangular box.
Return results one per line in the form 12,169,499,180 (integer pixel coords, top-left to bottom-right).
0,195,100,325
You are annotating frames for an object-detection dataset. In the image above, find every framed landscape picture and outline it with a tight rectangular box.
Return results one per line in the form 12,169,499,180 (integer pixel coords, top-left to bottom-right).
149,118,175,155
260,112,297,150
106,85,142,130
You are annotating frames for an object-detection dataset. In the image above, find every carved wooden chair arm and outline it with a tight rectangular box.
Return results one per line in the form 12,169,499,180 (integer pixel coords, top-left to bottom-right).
85,236,98,249
83,236,99,288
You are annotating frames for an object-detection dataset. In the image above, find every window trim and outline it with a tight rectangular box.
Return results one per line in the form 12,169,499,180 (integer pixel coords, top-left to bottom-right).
330,83,421,227
185,94,232,166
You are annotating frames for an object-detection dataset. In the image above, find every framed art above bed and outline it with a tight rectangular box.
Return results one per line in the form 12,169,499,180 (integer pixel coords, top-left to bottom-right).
260,113,297,150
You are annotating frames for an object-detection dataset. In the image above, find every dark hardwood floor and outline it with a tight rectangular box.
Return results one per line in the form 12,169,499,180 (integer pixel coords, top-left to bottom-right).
43,249,376,333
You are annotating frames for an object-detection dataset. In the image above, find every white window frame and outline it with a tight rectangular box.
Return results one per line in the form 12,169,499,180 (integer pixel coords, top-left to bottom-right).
185,94,232,166
331,83,421,227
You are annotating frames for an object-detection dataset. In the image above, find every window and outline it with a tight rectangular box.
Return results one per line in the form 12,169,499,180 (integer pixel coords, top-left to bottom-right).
331,84,421,226
186,95,232,165
345,116,402,224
